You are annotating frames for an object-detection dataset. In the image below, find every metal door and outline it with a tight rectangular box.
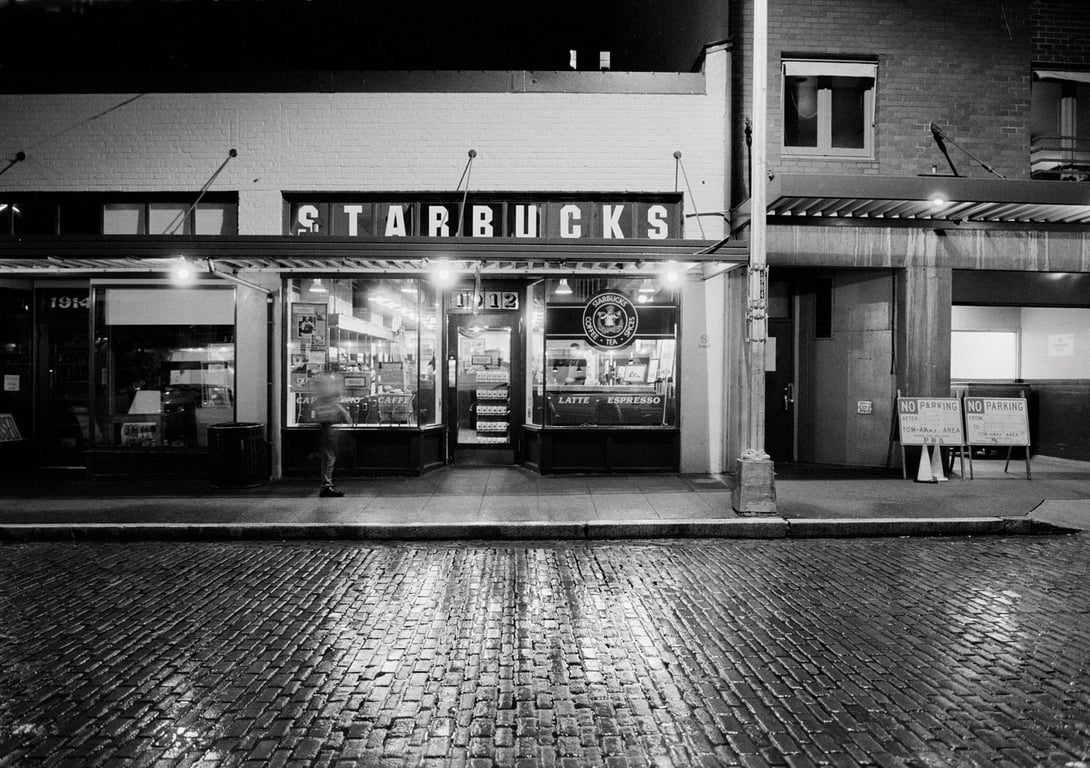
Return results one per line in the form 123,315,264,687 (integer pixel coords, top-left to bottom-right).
764,317,795,461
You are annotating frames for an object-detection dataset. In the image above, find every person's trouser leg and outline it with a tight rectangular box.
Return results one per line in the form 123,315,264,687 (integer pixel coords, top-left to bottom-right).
320,424,336,487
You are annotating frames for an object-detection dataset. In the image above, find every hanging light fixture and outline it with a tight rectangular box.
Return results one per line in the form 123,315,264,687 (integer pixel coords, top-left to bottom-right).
309,278,328,294
554,278,573,296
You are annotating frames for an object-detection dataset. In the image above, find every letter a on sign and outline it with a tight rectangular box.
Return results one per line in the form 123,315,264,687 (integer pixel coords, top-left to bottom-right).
385,206,407,237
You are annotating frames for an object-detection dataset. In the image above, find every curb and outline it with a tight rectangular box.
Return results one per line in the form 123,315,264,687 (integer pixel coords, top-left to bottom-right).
0,517,1077,542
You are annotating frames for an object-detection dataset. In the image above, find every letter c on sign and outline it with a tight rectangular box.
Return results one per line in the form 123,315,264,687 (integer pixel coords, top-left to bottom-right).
560,205,582,238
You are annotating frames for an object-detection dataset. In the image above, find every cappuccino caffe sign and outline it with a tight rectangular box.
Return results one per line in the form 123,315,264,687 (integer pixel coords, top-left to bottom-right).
582,291,639,349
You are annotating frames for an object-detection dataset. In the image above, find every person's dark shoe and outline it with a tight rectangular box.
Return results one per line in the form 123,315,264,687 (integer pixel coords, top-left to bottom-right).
318,486,344,498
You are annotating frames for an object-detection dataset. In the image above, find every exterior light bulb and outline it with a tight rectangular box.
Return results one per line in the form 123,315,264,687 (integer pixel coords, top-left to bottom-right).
432,259,454,285
172,256,194,283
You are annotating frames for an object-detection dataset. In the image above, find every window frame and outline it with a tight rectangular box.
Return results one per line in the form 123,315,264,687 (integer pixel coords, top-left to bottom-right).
89,280,238,450
1031,69,1090,180
282,276,441,430
528,277,679,429
781,59,876,159
0,193,238,236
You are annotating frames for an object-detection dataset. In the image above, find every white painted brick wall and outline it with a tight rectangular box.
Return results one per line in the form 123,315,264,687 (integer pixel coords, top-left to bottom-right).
1,49,727,239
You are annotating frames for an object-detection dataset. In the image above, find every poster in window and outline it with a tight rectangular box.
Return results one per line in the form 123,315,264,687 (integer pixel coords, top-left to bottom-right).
292,303,328,353
121,422,159,446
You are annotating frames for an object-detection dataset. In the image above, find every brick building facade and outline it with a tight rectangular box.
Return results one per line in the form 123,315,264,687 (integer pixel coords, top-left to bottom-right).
726,0,1090,469
0,47,741,482
2,0,1089,500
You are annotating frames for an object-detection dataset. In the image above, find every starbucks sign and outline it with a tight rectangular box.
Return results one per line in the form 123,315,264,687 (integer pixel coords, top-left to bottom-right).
582,291,639,349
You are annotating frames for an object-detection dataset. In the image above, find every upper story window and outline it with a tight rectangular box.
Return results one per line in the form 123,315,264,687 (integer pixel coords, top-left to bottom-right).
782,59,876,158
1031,69,1090,180
0,194,238,235
103,201,237,235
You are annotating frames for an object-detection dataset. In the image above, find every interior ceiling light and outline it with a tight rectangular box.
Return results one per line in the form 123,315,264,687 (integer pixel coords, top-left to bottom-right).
638,278,656,294
554,278,573,295
309,278,328,294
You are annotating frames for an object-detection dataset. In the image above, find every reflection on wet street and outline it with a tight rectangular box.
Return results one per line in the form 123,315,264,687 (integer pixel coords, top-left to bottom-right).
1,536,1088,766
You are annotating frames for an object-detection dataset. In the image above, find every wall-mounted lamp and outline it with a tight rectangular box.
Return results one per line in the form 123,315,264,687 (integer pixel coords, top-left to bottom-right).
662,261,681,285
171,256,195,284
431,258,455,286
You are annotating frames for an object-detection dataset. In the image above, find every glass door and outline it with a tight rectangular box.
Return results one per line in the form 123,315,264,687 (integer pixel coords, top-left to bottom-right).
37,288,91,467
447,313,520,465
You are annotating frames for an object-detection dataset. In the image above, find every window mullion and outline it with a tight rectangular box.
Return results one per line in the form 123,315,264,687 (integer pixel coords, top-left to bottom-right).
817,87,833,151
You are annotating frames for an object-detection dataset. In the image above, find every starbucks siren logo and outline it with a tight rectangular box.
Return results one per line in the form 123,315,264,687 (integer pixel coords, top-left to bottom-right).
582,290,639,349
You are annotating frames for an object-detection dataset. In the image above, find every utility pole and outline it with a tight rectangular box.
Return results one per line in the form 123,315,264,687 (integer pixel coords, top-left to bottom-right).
732,0,777,514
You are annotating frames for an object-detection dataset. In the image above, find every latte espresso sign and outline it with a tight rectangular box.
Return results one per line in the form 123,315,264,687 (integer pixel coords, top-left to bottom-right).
582,291,639,349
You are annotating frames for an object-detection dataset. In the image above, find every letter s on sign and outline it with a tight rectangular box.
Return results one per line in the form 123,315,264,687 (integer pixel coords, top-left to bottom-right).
297,205,319,234
647,205,669,239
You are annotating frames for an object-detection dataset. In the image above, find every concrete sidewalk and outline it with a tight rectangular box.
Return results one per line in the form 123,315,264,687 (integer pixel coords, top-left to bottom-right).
1,455,1087,540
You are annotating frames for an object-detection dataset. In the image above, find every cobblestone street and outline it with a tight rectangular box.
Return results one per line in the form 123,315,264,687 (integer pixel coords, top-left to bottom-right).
1,536,1088,768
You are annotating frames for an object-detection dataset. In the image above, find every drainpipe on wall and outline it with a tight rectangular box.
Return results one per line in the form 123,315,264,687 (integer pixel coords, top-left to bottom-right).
732,0,777,515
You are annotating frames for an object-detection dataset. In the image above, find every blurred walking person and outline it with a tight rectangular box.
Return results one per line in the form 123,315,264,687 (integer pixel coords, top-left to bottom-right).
312,369,351,497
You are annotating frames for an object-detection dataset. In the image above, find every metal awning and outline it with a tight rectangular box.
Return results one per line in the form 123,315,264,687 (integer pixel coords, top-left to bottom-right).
731,174,1090,232
0,235,749,275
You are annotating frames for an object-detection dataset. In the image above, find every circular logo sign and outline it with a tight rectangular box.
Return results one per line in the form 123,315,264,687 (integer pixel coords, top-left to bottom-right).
582,290,639,349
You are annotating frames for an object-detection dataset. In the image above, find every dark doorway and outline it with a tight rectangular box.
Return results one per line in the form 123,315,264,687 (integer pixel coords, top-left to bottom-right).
764,277,795,462
36,287,91,467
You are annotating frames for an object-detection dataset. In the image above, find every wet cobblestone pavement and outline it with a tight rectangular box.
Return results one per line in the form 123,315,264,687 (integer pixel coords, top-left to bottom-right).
1,537,1089,767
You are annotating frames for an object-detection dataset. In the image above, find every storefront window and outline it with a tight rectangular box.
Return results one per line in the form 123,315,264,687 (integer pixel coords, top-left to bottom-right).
286,278,439,428
92,286,236,449
531,277,677,427
952,305,1090,380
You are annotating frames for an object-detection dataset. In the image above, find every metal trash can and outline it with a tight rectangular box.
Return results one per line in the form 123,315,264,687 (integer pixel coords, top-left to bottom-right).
207,422,268,488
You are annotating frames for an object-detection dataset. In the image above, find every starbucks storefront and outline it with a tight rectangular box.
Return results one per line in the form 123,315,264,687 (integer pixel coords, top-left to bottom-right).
281,272,681,476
